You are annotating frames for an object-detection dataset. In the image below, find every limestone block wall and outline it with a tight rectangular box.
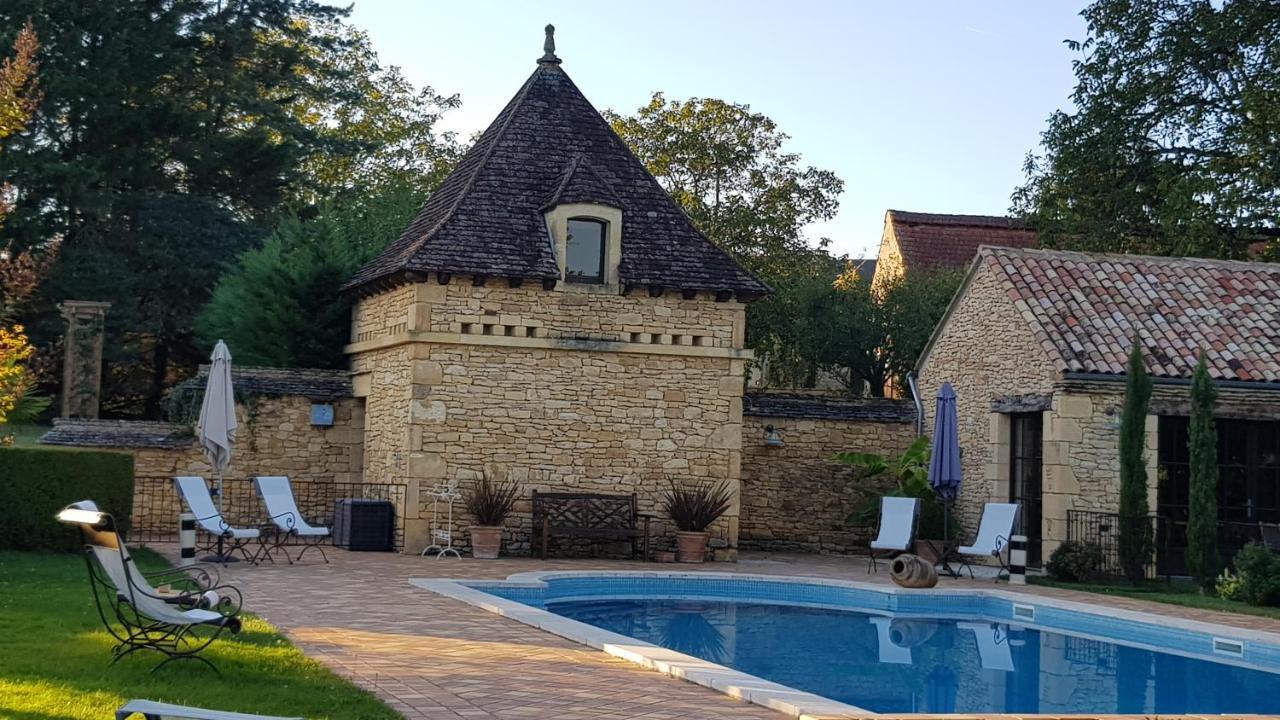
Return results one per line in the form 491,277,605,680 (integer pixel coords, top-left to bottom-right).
48,396,365,531
738,413,916,553
916,262,1059,537
348,276,749,555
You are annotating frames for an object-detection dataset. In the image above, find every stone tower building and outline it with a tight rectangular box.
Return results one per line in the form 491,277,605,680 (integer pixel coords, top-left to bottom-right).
342,28,767,553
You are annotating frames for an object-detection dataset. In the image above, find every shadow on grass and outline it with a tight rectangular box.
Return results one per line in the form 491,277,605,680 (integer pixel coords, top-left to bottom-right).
0,550,399,720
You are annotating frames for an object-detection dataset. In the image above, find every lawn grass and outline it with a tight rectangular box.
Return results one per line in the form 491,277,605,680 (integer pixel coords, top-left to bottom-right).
0,549,398,720
1029,575,1280,621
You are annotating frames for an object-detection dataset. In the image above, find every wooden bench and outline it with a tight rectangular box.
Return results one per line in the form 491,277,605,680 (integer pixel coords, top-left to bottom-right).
532,491,651,560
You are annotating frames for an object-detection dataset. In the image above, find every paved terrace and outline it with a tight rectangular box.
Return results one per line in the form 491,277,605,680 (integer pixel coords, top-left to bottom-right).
164,547,1275,720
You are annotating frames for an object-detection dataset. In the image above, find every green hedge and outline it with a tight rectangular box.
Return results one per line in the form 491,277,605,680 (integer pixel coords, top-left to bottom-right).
0,446,135,552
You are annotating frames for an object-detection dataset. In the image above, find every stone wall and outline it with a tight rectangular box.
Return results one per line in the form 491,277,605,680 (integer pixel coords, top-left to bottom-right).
348,276,750,555
43,394,364,533
917,262,1059,539
738,397,916,554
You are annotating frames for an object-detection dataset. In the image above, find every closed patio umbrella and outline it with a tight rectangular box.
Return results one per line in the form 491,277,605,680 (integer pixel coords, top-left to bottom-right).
928,382,963,576
197,340,237,513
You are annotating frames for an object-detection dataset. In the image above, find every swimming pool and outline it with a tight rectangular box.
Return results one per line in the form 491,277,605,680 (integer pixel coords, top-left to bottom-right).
413,572,1280,717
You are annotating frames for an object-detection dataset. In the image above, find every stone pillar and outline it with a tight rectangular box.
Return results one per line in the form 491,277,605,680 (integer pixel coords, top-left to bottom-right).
58,301,110,419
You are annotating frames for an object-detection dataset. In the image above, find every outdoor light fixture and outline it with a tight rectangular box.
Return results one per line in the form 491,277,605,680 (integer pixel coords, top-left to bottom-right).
56,506,107,527
763,424,783,447
1103,405,1122,432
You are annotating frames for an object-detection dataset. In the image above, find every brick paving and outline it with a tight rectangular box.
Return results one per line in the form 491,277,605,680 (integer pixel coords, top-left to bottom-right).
173,547,1278,719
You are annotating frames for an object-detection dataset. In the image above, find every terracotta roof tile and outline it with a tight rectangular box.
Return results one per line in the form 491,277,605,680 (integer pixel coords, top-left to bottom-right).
888,210,1038,273
981,246,1280,384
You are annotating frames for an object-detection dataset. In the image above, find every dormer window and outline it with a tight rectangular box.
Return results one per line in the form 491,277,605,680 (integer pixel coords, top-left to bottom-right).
565,218,606,284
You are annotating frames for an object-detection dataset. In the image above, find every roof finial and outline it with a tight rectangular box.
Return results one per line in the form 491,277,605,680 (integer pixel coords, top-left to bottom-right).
539,24,561,65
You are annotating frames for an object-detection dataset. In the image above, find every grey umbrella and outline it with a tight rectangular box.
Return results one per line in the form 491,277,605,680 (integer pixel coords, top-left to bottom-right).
197,340,237,512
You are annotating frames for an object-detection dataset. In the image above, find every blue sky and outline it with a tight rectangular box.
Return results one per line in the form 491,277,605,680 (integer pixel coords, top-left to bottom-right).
349,1,1088,258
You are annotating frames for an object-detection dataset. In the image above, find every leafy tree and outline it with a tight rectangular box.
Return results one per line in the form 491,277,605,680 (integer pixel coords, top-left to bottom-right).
607,94,842,281
198,187,424,369
1118,340,1154,584
45,194,260,417
1187,350,1220,591
1014,0,1280,258
0,21,54,321
876,269,963,392
0,0,355,247
288,22,464,204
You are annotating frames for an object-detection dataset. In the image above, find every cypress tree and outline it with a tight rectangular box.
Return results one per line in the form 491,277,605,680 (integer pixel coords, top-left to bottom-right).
1118,340,1154,585
1186,350,1219,591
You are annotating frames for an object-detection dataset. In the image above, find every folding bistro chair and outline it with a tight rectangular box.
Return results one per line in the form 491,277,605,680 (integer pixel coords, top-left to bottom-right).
57,501,243,672
956,502,1020,579
868,496,921,572
253,476,331,563
174,476,260,564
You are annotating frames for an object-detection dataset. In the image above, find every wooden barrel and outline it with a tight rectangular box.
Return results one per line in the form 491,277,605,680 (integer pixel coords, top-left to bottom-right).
890,553,939,588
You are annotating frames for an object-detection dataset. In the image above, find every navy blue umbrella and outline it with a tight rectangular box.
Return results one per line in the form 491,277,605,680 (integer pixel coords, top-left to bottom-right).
928,382,963,501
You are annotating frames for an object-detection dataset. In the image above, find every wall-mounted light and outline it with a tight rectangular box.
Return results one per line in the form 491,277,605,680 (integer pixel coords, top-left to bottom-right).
1103,405,1122,432
763,424,783,447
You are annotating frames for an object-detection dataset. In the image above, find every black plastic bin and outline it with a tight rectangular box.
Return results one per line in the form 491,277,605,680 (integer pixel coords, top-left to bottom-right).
333,499,395,551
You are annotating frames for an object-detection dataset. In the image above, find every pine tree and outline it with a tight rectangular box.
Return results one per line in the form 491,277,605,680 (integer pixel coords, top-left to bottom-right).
1186,350,1220,591
1118,340,1154,585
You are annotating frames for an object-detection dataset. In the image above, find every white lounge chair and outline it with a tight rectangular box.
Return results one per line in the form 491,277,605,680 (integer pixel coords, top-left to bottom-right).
117,699,300,720
253,476,331,563
868,496,920,572
174,476,260,564
57,501,243,672
869,616,913,665
957,621,1015,672
956,502,1020,579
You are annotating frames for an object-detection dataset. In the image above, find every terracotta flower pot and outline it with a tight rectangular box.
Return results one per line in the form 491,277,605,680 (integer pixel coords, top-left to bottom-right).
914,539,942,564
468,526,503,559
675,531,709,563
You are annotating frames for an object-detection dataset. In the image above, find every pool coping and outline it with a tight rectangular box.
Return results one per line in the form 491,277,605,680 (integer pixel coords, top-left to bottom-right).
411,570,1280,719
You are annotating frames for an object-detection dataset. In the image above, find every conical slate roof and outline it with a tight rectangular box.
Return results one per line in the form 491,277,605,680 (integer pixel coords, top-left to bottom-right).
345,34,768,299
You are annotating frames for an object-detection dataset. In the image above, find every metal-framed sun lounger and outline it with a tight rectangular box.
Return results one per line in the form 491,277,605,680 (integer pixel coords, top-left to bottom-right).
956,502,1020,580
57,501,243,673
116,699,302,720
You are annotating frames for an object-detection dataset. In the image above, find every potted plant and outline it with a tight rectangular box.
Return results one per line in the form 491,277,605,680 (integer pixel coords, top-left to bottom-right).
663,479,734,563
463,474,520,559
836,436,957,561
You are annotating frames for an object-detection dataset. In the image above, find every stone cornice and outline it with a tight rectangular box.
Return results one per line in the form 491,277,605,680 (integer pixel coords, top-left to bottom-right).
344,330,754,360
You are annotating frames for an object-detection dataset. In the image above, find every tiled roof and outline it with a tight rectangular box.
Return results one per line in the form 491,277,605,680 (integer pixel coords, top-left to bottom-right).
981,246,1280,384
175,365,352,400
41,419,193,449
345,50,768,298
888,210,1038,273
743,393,916,423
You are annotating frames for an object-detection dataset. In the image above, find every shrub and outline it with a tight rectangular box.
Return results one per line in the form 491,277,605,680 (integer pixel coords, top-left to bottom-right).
0,447,134,552
664,479,734,533
1233,543,1280,607
1215,568,1243,602
1046,541,1105,582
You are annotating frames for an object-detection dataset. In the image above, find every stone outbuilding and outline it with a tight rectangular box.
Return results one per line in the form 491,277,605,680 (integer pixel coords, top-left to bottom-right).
917,246,1280,571
870,210,1038,295
341,29,770,553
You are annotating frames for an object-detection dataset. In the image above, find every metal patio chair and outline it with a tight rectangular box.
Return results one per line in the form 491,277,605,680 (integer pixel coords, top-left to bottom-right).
956,502,1020,580
175,476,261,564
868,496,920,572
253,476,331,563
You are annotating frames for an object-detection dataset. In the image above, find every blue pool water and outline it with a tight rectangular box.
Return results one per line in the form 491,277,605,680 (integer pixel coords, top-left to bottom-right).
545,597,1280,715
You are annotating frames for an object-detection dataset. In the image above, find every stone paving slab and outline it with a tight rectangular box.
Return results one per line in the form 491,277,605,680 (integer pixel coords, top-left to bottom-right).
163,546,1279,719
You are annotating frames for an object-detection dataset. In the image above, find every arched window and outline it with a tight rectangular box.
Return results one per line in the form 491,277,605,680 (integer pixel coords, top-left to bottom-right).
565,217,606,283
